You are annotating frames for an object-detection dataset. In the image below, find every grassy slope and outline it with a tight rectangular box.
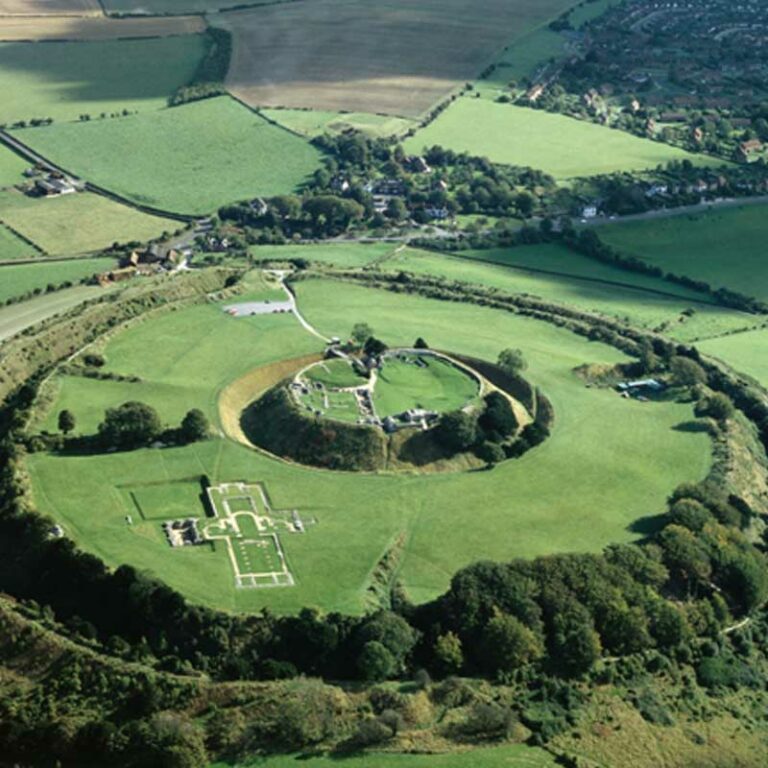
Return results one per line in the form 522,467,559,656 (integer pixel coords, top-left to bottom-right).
0,189,174,255
0,36,205,124
13,97,323,215
597,204,768,302
381,247,757,342
0,284,111,342
0,256,115,302
404,98,717,180
0,143,27,188
699,328,768,388
28,278,710,613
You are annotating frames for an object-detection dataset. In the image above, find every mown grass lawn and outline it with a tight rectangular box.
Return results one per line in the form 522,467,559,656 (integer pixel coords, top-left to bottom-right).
0,256,115,303
0,189,174,255
597,204,768,302
27,276,711,614
0,36,205,124
210,743,557,768
404,98,719,180
13,97,324,215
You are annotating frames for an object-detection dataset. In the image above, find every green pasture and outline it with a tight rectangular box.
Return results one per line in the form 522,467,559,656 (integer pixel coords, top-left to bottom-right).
597,204,768,302
374,355,478,418
27,276,712,613
249,242,398,268
260,108,417,138
0,145,27,189
305,359,365,389
699,328,768,388
403,98,717,180
0,256,115,303
234,270,286,303
0,37,205,125
0,189,173,255
121,479,204,522
211,743,556,768
103,0,235,11
380,246,757,342
0,225,37,260
12,97,323,215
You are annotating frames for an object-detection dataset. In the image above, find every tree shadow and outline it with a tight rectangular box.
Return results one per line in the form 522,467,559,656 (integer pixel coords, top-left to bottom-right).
628,513,667,538
672,420,709,434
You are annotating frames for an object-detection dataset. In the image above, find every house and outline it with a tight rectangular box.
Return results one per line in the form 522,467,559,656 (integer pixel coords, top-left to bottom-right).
581,205,598,219
330,176,350,193
35,175,77,196
645,183,668,197
526,83,545,102
616,379,665,394
249,197,268,215
405,156,431,174
738,138,763,161
372,179,406,196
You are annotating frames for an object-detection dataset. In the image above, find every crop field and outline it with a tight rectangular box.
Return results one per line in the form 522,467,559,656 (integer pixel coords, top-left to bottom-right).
404,98,717,179
0,0,100,14
216,0,582,117
0,189,173,254
379,246,758,342
102,0,239,12
597,204,768,302
0,36,206,124
0,256,115,302
0,14,205,41
699,328,768,388
14,97,324,214
261,108,417,138
27,274,711,613
0,143,27,187
212,743,557,768
0,224,36,259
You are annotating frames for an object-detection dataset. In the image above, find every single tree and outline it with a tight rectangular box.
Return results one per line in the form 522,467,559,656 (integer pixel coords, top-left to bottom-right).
357,641,396,681
481,611,543,674
670,356,707,387
58,409,76,435
98,401,162,449
180,409,210,442
351,322,373,346
434,631,464,675
497,348,527,376
414,337,429,349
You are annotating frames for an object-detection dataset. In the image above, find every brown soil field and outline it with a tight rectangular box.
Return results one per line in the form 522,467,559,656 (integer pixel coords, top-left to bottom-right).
216,0,579,117
0,13,204,40
0,0,101,15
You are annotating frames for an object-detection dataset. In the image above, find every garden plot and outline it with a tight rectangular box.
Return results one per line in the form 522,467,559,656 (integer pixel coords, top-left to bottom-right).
203,482,314,589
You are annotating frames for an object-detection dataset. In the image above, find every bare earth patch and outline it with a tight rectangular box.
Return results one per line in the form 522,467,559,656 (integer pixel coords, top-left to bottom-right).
215,0,578,117
0,0,101,15
0,14,204,40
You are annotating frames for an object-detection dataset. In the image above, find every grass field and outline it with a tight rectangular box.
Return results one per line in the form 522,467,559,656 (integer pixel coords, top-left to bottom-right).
374,355,478,418
304,358,365,389
250,242,398,268
27,274,712,613
0,143,27,188
379,246,758,342
0,0,100,13
102,0,236,11
0,283,111,342
0,14,205,42
210,744,557,768
233,270,285,303
0,224,36,259
261,108,417,138
404,98,717,179
597,204,768,302
0,189,173,255
699,328,768,388
0,36,206,124
0,256,115,302
216,0,582,117
13,97,323,214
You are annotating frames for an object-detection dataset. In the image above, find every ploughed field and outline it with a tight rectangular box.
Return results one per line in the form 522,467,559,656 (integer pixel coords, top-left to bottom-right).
215,0,581,117
26,262,712,614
